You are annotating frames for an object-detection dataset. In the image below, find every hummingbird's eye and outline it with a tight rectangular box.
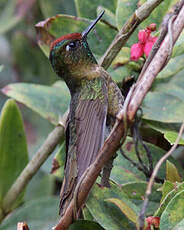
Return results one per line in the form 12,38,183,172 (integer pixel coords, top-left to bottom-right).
66,41,79,51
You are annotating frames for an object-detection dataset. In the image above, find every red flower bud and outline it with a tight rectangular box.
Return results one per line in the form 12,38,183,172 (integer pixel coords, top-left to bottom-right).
144,36,157,57
138,30,149,43
145,216,160,230
147,23,157,31
130,43,144,61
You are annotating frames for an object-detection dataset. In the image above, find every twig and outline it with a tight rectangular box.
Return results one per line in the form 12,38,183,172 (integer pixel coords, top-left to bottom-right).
1,112,68,217
99,0,164,69
54,2,184,229
138,122,184,230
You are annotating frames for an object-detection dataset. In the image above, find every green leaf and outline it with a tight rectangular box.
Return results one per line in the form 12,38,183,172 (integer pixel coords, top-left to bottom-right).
111,137,181,184
50,142,66,178
160,180,175,203
0,196,60,230
106,198,138,223
164,131,184,145
145,120,183,145
0,99,28,206
1,82,70,125
157,55,184,79
35,14,116,58
75,0,117,19
142,91,184,123
86,183,137,229
39,0,76,18
109,65,138,83
116,0,139,30
120,182,161,215
172,31,184,57
155,182,184,217
166,160,181,183
160,190,184,230
69,220,105,230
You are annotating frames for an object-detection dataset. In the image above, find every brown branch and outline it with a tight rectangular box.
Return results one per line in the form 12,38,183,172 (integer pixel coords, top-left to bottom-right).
99,0,164,69
138,122,184,230
54,2,184,229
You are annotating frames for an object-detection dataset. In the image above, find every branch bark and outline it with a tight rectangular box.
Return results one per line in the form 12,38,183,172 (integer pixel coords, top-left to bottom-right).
54,2,184,229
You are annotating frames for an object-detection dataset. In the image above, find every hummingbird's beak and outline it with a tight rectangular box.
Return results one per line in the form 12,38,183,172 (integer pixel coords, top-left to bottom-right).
82,10,105,38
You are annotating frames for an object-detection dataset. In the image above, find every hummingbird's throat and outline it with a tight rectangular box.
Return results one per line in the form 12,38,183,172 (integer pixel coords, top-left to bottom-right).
71,64,102,80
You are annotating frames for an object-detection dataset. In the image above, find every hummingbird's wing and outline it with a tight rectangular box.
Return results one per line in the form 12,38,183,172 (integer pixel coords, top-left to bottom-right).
75,98,108,179
60,80,108,216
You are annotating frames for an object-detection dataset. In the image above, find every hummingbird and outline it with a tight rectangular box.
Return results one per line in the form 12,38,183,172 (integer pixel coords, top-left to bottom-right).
49,11,124,217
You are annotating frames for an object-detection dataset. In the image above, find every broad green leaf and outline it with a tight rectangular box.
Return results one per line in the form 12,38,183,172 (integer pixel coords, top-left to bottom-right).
75,0,117,19
83,207,94,221
69,220,105,230
0,196,60,230
111,137,181,184
0,99,28,206
153,69,184,103
106,198,138,223
155,182,184,217
143,67,184,123
157,55,184,79
146,120,184,145
50,142,66,178
166,160,181,183
116,0,139,30
164,131,184,145
142,91,184,123
1,82,70,125
172,31,184,57
160,180,175,203
109,65,138,83
120,182,161,215
160,190,184,230
39,0,76,18
35,14,116,58
86,183,136,230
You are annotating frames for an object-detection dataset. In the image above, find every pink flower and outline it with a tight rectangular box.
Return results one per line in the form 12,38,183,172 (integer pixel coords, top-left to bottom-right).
147,23,156,32
130,43,144,61
130,23,157,61
144,36,158,57
138,30,149,44
145,216,160,230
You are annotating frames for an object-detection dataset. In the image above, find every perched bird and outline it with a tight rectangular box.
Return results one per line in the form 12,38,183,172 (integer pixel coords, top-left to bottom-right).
49,11,124,217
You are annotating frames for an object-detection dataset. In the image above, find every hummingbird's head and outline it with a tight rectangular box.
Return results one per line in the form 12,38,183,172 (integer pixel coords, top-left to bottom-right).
49,11,104,90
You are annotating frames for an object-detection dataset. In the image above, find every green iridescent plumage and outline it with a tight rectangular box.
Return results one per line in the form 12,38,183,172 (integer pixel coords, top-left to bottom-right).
49,12,124,217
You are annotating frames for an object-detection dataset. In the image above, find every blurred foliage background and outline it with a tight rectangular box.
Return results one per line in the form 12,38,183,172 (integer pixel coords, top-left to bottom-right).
1,0,184,229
